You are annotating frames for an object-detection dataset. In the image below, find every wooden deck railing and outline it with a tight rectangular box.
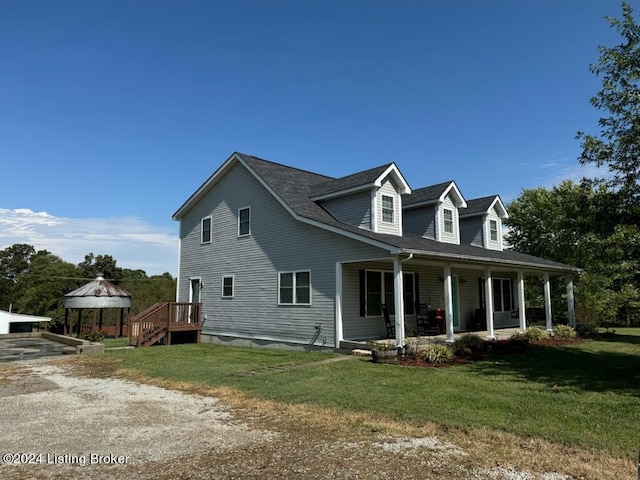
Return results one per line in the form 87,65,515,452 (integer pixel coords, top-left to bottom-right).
129,302,202,347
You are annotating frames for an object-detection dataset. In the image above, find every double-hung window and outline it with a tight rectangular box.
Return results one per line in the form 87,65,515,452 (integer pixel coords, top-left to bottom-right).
492,278,513,312
222,276,234,298
489,219,498,242
238,207,251,237
365,270,414,316
201,216,212,244
381,195,394,223
278,271,311,305
443,208,454,234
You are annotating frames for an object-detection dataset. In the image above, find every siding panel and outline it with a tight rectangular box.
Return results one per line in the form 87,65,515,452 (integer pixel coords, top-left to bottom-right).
403,206,436,239
321,191,371,230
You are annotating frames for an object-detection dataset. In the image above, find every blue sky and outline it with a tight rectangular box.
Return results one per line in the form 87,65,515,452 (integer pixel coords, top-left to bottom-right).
0,1,628,275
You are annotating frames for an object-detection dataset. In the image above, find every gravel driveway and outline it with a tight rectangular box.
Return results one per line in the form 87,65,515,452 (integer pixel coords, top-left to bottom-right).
0,358,579,479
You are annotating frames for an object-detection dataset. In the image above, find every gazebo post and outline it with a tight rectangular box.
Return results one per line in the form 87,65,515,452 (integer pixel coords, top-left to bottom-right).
119,308,124,338
99,309,104,331
76,309,82,337
64,309,69,335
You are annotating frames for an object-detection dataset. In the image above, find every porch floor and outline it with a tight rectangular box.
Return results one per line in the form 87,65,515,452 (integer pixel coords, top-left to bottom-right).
341,327,524,350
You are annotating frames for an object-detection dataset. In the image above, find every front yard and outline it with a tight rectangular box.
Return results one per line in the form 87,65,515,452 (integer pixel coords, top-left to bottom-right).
93,328,639,478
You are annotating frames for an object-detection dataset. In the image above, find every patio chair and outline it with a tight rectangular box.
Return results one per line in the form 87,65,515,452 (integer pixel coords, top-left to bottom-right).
381,304,395,338
417,303,440,336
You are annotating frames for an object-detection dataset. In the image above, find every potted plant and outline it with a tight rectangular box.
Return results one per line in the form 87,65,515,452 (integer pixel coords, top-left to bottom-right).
369,341,398,364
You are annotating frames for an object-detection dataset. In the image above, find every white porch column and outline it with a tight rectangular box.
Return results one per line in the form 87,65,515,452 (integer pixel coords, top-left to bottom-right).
335,262,344,348
393,257,406,348
484,267,495,339
566,276,576,328
443,264,454,343
544,273,553,331
517,271,527,332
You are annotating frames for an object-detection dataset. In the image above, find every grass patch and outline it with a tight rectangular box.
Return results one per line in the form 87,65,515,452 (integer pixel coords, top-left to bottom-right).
101,337,130,348
104,332,640,458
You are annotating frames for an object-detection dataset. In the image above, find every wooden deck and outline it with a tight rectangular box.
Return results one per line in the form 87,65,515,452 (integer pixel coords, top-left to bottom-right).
128,302,203,347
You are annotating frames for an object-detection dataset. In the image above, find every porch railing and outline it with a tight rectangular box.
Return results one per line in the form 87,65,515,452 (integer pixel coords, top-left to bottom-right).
129,302,202,347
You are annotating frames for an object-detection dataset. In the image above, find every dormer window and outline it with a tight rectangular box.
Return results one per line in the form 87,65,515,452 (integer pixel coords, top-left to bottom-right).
489,219,498,242
382,195,394,223
443,208,453,234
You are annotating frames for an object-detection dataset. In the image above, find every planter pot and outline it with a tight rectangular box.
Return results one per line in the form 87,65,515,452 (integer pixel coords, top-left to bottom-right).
371,348,398,364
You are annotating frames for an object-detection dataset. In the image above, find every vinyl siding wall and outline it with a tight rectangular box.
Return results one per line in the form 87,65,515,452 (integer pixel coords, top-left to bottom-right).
460,216,484,247
177,161,386,348
376,178,401,236
402,205,436,239
437,194,459,244
485,207,503,251
320,191,371,230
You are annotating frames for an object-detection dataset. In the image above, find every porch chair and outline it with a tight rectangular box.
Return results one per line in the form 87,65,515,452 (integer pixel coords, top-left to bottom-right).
381,304,395,338
416,303,440,336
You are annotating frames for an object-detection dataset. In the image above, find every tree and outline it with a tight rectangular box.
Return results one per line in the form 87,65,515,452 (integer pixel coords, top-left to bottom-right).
0,244,36,310
577,1,640,214
505,182,640,325
77,253,123,283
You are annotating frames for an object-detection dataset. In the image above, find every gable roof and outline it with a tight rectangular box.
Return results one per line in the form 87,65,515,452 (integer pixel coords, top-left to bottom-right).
174,152,577,273
310,162,411,200
403,180,467,209
460,195,508,219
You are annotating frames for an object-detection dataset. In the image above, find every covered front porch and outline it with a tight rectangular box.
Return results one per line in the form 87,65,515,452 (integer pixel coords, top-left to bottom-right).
335,253,578,348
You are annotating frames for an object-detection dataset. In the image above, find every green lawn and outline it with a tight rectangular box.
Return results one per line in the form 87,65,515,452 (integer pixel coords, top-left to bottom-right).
105,329,640,456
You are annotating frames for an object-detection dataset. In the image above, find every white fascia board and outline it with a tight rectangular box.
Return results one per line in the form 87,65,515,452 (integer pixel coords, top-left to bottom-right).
491,196,509,219
239,158,402,254
374,163,411,195
172,153,241,220
439,182,467,208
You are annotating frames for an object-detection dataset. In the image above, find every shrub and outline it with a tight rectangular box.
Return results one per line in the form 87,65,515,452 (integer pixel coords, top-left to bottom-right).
80,330,107,342
452,334,485,356
421,344,454,365
511,326,548,344
575,323,599,338
553,324,577,340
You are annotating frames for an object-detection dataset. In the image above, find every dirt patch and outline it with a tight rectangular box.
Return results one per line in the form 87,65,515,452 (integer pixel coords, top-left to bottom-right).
0,357,633,479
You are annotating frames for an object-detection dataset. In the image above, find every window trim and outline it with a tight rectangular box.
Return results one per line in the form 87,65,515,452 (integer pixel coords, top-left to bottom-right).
381,195,395,224
201,216,212,244
443,208,454,234
489,219,498,242
278,270,311,306
238,206,251,237
221,275,234,298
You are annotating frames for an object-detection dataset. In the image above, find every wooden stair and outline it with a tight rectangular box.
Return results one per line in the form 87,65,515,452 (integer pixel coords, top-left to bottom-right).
137,323,166,347
129,302,203,347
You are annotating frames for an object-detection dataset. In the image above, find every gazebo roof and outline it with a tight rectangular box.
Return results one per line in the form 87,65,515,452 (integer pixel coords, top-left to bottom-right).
64,275,132,309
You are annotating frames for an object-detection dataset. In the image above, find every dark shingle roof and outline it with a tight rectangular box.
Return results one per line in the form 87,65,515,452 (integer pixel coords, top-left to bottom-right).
403,181,454,206
461,195,499,217
309,163,394,198
231,153,578,273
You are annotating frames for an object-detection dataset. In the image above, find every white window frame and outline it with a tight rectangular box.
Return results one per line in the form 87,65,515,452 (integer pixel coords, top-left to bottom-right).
381,195,394,224
278,270,311,305
201,216,212,244
238,206,251,237
443,208,454,234
221,275,234,298
489,219,498,242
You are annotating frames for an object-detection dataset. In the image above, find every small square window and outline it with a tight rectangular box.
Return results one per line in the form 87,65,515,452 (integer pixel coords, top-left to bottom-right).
443,209,453,234
201,216,212,243
222,276,234,298
382,195,394,223
238,207,250,236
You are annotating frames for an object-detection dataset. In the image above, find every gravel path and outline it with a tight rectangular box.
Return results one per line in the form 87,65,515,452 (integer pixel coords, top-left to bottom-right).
0,359,576,479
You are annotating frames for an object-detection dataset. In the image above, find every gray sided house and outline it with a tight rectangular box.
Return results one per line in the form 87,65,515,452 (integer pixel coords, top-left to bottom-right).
173,152,579,350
